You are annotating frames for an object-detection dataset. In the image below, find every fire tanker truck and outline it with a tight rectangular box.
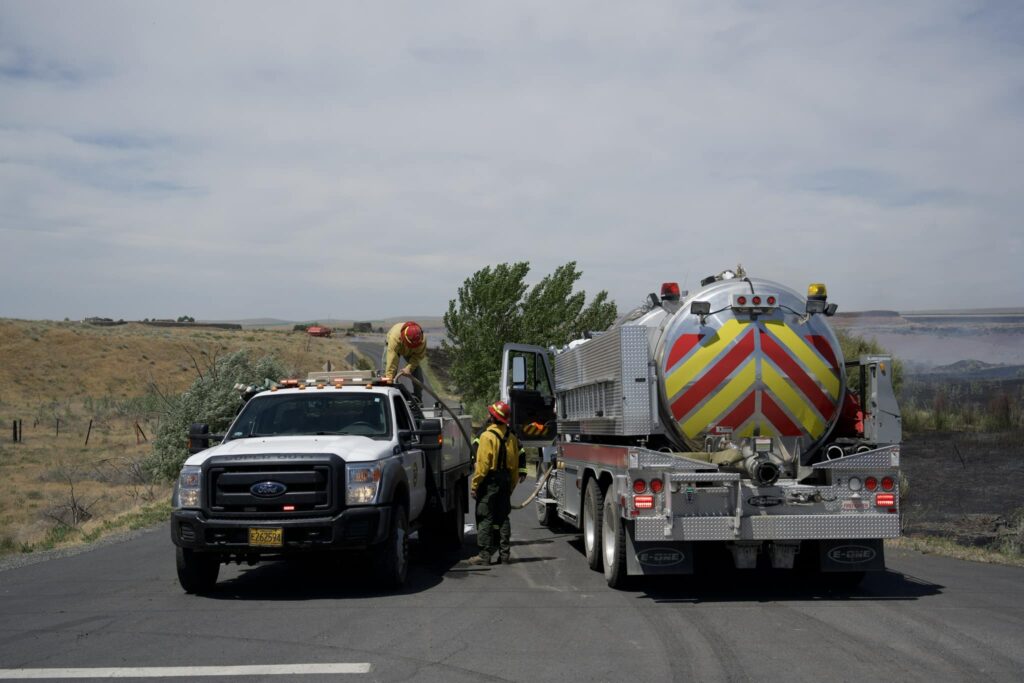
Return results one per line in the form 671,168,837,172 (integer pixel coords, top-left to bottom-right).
503,267,901,588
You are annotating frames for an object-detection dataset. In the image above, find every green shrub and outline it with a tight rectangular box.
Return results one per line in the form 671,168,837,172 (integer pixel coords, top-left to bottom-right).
145,351,285,481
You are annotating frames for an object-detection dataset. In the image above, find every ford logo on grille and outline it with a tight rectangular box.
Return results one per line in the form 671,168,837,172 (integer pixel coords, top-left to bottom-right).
251,481,287,498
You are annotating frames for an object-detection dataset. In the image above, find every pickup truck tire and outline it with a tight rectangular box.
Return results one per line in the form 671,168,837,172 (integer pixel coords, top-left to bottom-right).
447,488,465,548
373,505,409,588
583,478,604,571
601,495,629,589
176,547,219,594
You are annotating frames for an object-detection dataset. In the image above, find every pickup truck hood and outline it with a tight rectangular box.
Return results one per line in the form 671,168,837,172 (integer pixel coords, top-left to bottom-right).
185,435,392,467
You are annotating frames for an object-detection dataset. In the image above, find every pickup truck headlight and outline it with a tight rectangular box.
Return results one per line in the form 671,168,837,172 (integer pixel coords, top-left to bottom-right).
346,464,381,505
174,466,203,509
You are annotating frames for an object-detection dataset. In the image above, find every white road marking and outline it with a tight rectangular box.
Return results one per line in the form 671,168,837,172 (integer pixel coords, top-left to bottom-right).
0,663,371,679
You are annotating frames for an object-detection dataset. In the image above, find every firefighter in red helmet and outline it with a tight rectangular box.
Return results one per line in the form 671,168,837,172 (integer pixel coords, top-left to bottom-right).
383,321,427,402
468,400,521,565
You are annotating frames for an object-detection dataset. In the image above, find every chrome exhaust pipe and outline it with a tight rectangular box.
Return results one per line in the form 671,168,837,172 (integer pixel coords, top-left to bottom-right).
825,444,846,460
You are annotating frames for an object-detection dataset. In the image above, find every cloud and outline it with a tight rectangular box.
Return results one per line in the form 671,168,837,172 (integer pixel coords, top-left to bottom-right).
1,0,1022,321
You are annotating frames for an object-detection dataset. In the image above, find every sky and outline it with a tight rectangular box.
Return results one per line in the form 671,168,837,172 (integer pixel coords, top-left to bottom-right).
1,0,1022,321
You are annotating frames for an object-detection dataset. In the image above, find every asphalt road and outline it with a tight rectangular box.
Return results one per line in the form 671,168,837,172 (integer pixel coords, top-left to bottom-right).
1,493,1022,683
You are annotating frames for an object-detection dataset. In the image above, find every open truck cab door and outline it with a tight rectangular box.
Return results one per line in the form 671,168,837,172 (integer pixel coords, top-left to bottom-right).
500,344,557,448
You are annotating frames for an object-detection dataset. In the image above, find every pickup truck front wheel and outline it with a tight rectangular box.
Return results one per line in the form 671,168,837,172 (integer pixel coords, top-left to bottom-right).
176,547,219,594
373,505,409,588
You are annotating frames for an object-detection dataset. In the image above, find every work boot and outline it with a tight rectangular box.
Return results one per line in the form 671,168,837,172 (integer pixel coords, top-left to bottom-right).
467,554,492,566
498,554,511,565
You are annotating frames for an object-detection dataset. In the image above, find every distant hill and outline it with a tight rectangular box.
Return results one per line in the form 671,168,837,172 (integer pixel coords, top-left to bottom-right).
923,360,1024,380
835,310,901,318
206,316,446,332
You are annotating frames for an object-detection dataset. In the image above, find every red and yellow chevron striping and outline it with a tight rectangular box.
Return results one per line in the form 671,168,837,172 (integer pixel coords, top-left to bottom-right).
663,318,841,442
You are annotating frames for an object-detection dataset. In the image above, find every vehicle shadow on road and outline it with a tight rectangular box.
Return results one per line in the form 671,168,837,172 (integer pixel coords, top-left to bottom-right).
197,541,478,600
562,533,942,603
636,568,943,603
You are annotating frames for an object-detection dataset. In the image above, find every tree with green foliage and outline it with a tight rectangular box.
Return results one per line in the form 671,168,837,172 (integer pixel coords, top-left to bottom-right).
146,350,286,481
443,261,617,412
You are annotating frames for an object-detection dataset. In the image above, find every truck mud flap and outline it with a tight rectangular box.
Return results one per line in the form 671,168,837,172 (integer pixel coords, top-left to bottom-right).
625,523,694,576
818,539,885,572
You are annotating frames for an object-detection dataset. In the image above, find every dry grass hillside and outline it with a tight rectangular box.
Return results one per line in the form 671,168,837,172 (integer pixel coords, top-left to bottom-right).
0,319,369,555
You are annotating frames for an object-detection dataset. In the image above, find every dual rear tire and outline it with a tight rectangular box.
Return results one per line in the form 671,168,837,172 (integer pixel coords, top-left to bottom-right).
581,478,628,588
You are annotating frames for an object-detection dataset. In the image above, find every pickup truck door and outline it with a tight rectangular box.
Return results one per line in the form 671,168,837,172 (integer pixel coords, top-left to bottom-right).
500,344,557,448
392,396,427,520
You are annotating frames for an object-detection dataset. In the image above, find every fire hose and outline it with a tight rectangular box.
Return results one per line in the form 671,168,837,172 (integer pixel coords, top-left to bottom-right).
406,374,555,510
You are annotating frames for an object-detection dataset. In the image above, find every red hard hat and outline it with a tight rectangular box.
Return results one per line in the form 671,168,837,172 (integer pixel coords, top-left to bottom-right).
487,401,511,425
401,322,424,347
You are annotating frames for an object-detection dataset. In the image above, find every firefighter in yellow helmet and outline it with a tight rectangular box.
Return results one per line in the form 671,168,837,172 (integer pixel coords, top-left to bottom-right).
468,400,521,565
383,321,426,402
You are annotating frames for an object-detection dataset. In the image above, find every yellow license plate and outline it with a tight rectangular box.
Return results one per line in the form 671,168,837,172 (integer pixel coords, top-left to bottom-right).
248,527,283,547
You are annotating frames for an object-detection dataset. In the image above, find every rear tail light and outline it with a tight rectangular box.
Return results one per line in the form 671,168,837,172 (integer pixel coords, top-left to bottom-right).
632,479,646,493
633,495,655,510
752,296,762,305
649,478,664,494
865,476,878,491
767,296,777,305
737,296,748,305
881,476,895,491
875,493,895,507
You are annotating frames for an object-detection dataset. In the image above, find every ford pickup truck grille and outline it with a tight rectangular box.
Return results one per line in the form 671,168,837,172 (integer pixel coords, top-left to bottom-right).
207,462,335,515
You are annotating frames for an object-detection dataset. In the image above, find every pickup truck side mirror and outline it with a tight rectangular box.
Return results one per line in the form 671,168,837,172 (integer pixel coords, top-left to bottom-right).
187,423,224,455
188,423,209,455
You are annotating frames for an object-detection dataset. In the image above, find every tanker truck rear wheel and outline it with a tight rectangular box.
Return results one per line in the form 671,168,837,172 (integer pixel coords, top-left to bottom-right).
535,463,558,528
583,478,604,571
601,495,629,589
536,500,557,527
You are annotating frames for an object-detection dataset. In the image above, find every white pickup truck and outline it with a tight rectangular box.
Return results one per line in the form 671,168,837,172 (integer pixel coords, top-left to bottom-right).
170,372,472,593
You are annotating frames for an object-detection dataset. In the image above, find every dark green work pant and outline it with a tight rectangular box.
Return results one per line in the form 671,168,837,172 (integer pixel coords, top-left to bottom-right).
475,476,511,559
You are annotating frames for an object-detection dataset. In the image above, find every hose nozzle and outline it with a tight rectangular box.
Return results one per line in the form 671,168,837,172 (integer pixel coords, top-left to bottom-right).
741,454,783,486
750,457,781,486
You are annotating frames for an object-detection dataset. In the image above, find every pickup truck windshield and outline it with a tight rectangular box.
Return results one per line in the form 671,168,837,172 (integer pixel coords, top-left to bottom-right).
226,393,391,440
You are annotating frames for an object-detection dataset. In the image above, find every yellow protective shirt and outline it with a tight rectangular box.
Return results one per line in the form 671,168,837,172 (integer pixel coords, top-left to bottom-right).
471,424,520,495
384,322,427,377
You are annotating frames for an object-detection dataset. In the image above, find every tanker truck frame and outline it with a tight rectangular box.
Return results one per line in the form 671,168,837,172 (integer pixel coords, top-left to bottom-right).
502,268,902,588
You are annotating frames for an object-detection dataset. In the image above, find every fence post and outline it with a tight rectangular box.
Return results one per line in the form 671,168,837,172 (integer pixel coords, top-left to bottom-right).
18,419,22,443
85,419,93,446
56,418,60,438
135,422,148,444
11,420,15,443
